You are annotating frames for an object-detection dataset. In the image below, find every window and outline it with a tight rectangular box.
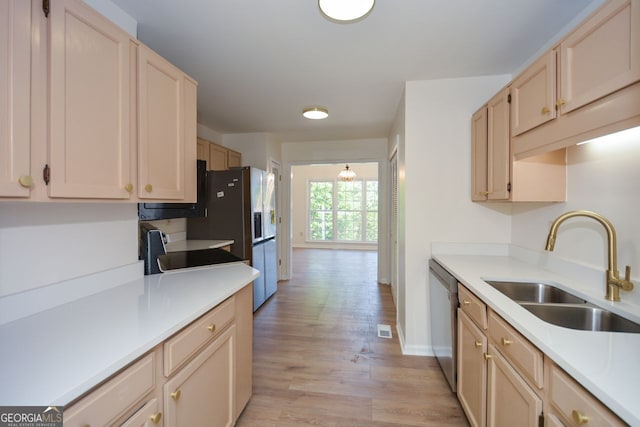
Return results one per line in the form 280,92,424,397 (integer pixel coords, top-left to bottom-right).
308,179,378,242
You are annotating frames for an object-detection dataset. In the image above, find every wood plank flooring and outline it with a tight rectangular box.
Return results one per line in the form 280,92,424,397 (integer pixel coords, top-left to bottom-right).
236,249,468,426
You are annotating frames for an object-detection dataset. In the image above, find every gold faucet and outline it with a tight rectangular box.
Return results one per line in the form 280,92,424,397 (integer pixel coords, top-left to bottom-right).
545,210,634,302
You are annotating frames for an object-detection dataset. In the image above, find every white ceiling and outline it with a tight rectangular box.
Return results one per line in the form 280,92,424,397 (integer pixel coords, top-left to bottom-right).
110,0,600,142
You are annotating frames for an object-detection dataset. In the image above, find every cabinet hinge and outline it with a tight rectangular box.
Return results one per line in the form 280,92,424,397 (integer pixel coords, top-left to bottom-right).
538,413,544,427
278,259,282,266
507,93,511,103
507,182,511,192
42,0,50,17
43,164,50,185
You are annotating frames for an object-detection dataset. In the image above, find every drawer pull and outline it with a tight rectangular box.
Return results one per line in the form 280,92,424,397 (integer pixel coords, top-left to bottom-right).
556,98,566,108
572,410,589,425
501,337,512,346
170,389,182,401
18,175,33,188
207,324,216,333
145,184,153,192
462,300,471,306
474,341,482,348
541,106,550,115
124,183,133,193
483,353,492,361
150,412,162,424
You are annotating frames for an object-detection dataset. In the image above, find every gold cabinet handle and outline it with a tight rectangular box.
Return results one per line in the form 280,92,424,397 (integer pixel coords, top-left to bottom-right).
483,353,492,361
170,389,181,401
479,191,491,196
474,341,482,348
501,337,512,346
462,300,471,306
18,175,33,188
145,184,153,192
556,98,566,108
541,106,550,115
149,412,162,424
572,409,589,425
207,324,216,333
124,183,133,193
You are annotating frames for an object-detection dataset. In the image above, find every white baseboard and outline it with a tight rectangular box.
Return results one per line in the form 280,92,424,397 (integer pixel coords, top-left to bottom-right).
396,323,434,356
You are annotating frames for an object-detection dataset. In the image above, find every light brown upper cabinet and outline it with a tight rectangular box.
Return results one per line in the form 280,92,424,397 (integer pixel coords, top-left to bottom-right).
510,50,557,136
0,0,31,197
511,0,640,157
137,44,197,200
0,0,197,202
197,138,242,171
472,89,511,202
472,87,566,203
48,0,133,199
559,0,640,114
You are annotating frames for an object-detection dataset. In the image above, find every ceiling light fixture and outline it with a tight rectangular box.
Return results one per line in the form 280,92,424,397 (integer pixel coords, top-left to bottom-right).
319,0,375,23
303,106,329,120
338,164,356,181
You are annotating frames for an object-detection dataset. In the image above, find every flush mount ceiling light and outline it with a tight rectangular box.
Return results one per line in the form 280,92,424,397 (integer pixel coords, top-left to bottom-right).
319,0,375,22
338,164,356,181
303,106,328,120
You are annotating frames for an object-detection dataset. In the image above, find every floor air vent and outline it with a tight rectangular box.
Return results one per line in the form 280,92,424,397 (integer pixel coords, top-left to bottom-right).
377,324,392,339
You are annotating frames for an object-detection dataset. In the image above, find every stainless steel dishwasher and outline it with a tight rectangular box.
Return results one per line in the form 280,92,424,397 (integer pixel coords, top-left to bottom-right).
429,258,458,393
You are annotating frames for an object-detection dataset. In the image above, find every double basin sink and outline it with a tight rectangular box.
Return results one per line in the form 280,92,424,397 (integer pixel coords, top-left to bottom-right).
484,280,640,333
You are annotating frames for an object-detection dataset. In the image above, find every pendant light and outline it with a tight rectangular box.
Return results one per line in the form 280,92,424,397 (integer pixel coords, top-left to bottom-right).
319,0,375,23
338,164,356,181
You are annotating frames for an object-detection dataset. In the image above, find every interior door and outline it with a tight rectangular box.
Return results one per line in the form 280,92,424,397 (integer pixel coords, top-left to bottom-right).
389,150,398,306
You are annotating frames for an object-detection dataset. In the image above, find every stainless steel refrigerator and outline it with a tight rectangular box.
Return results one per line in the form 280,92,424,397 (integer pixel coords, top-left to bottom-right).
187,167,277,311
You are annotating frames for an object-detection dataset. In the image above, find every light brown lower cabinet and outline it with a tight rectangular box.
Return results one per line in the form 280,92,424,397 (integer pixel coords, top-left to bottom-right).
456,283,624,427
63,283,253,427
164,326,236,427
457,309,487,427
120,398,162,427
486,345,541,427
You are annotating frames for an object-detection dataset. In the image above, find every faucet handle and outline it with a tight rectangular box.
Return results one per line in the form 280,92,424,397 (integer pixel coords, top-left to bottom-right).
623,266,634,291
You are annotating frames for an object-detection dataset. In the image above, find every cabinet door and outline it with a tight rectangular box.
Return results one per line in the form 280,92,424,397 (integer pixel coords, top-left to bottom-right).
138,45,185,200
471,107,488,201
164,326,236,427
511,50,557,136
0,0,31,197
120,398,161,427
48,0,132,199
486,88,510,200
209,143,228,171
197,138,210,168
486,345,542,427
227,149,242,168
458,309,487,427
559,0,640,114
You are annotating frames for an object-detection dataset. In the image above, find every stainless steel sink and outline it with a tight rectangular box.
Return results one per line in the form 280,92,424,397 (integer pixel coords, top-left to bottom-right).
484,280,587,304
520,303,640,333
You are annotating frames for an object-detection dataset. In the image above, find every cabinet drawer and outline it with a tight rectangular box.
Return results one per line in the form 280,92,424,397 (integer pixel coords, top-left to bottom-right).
64,353,156,427
549,363,625,426
488,310,543,389
458,285,487,329
164,296,235,376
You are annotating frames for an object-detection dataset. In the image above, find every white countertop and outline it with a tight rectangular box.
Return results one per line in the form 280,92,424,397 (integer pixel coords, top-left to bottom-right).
0,262,259,406
164,239,234,252
432,249,640,425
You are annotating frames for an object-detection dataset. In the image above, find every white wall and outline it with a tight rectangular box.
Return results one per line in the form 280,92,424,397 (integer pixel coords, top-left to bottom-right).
512,130,640,285
291,163,379,248
281,138,389,282
222,132,281,171
0,203,139,297
197,123,224,144
397,75,512,354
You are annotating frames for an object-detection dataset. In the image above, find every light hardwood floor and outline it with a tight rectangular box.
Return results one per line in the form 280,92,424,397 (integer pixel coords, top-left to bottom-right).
236,249,468,426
